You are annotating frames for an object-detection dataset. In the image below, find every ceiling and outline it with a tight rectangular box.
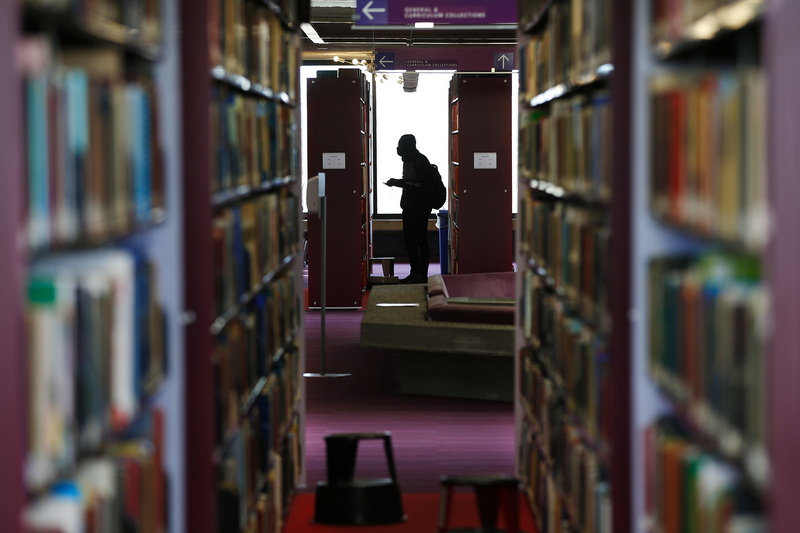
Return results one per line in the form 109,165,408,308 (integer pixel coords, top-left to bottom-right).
301,0,518,64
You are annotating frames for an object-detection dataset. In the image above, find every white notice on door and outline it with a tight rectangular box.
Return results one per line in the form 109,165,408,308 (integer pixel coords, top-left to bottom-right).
322,153,346,169
474,152,497,169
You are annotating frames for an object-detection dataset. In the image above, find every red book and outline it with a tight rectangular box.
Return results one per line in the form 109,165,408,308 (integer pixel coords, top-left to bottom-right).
123,458,142,526
667,89,687,222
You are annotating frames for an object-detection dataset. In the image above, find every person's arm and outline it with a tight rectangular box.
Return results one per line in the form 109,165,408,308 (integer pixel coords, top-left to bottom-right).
385,178,422,188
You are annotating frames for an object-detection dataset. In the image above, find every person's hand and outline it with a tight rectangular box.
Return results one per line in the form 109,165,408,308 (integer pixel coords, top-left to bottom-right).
385,178,402,187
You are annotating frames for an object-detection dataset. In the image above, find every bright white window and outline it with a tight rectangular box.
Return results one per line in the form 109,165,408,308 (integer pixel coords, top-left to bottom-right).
301,66,518,216
374,70,453,215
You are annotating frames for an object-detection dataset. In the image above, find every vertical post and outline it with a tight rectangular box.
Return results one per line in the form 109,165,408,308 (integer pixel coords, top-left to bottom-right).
319,173,327,375
0,0,26,528
305,173,350,379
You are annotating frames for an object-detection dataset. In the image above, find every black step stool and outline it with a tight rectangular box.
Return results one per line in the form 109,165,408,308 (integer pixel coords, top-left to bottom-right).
314,432,406,525
437,474,524,533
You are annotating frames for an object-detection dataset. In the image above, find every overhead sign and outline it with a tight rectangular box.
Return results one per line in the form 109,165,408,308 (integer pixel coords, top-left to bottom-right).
375,48,514,72
356,0,516,26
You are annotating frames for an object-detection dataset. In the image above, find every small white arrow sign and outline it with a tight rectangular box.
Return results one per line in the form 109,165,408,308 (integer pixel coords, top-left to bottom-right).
498,54,510,68
378,56,394,68
362,0,386,21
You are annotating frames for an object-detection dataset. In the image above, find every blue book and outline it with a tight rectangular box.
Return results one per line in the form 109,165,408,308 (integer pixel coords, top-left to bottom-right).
128,85,152,225
231,206,247,300
65,69,89,240
26,74,50,249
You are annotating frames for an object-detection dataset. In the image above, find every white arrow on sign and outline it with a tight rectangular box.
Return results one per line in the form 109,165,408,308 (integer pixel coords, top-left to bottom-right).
362,0,386,21
378,56,394,68
498,54,510,68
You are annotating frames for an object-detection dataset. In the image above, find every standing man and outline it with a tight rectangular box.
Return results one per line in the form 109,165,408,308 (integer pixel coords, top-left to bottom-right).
386,134,433,284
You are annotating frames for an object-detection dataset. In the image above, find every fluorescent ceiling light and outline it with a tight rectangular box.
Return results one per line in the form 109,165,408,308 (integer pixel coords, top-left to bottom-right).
311,0,356,6
301,22,325,44
414,22,435,28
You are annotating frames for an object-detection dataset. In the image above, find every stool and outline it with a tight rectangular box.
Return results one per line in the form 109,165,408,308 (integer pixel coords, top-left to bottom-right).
314,432,406,525
438,474,523,533
368,257,398,285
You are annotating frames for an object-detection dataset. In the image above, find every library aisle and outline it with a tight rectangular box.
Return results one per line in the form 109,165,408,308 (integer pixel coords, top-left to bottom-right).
300,263,519,494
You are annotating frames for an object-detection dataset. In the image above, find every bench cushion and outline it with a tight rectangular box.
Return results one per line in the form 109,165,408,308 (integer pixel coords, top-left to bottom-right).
427,272,515,325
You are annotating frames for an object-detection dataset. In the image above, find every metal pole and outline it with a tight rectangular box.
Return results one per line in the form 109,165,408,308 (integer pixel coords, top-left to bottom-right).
305,172,350,379
320,191,326,375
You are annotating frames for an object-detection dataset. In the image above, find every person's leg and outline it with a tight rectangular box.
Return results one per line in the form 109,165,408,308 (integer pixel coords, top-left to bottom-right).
403,208,430,283
402,210,421,282
415,216,430,281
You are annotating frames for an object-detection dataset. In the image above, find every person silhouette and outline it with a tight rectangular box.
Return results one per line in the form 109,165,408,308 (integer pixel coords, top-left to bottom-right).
385,134,433,284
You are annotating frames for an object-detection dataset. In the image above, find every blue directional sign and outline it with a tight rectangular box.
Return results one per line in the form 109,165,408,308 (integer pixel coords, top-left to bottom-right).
356,0,515,26
375,52,395,70
493,52,514,71
356,0,389,25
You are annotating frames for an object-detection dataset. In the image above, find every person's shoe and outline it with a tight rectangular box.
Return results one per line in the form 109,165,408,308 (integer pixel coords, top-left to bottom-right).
398,275,415,284
406,273,428,284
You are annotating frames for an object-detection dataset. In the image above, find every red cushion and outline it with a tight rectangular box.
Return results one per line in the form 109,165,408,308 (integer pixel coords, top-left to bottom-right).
426,272,515,325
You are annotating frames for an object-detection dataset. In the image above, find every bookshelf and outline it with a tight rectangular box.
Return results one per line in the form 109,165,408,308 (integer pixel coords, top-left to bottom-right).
305,68,372,309
632,1,771,531
518,1,800,531
448,73,513,275
182,0,306,531
763,5,800,533
0,0,26,527
7,0,177,530
515,0,622,532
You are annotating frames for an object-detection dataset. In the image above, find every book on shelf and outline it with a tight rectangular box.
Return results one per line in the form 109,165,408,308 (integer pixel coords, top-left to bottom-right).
645,418,766,533
519,0,612,102
21,38,164,249
648,252,766,449
24,408,167,533
521,91,612,201
26,248,166,491
649,69,767,248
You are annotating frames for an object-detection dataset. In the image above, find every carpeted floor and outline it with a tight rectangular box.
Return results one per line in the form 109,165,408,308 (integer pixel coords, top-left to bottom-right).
299,263,518,495
284,491,538,532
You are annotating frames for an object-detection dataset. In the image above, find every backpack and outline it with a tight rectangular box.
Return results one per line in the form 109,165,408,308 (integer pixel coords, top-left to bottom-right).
425,163,447,209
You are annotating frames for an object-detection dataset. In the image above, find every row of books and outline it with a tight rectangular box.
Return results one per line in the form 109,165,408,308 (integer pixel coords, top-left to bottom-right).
518,201,610,330
213,193,300,317
520,92,613,202
649,68,767,250
210,84,297,193
24,409,167,533
645,417,766,533
648,252,766,455
25,0,162,46
519,290,612,446
518,0,552,28
215,385,302,532
217,428,302,533
651,0,764,49
26,248,166,492
519,416,611,533
208,0,300,100
214,313,301,448
22,38,165,251
518,0,612,102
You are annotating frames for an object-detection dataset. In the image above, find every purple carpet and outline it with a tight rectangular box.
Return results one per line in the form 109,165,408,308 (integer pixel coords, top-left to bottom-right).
300,263,516,494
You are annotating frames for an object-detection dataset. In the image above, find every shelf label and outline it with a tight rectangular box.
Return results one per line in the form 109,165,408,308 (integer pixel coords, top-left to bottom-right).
356,0,516,25
322,153,346,169
376,47,515,71
474,152,497,169
494,52,514,71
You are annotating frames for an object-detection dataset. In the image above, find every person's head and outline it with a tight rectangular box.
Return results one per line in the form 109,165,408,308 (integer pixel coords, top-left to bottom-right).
396,134,417,158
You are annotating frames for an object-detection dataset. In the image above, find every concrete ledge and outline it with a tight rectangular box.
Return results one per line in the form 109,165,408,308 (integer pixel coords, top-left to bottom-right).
360,284,514,402
360,284,514,356
400,351,513,402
